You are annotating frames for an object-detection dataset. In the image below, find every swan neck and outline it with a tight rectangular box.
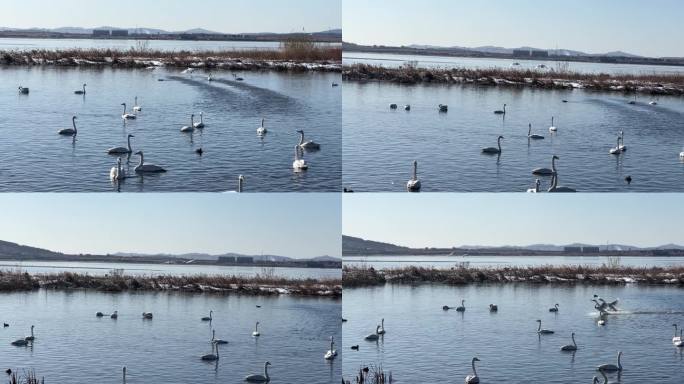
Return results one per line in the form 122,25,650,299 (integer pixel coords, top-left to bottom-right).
238,177,243,193
299,131,304,145
264,363,269,379
472,359,477,375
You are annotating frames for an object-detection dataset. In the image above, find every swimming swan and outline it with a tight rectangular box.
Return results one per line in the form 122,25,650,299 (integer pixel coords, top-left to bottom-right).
293,146,308,170
257,118,267,135
110,157,126,181
673,324,681,344
482,136,504,154
297,130,320,150
456,299,466,312
494,104,506,115
527,179,541,193
24,326,35,342
201,341,219,361
107,134,134,154
407,160,421,192
193,112,205,128
201,310,213,322
528,123,544,139
532,155,558,176
245,361,271,383
74,83,86,95
324,336,337,360
365,325,381,341
609,136,621,155
377,319,386,335
549,303,559,312
548,171,576,193
134,151,166,173
133,96,142,112
181,114,195,132
252,321,261,337
212,329,228,345
536,319,554,334
58,116,78,136
549,116,557,132
465,357,480,384
560,332,577,351
596,351,622,371
121,103,137,120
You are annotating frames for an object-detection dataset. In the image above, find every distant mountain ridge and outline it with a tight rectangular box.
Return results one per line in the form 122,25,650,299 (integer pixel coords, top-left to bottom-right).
406,44,644,58
0,26,341,37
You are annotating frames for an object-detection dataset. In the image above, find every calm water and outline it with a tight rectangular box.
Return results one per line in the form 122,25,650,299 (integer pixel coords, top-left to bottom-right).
0,260,340,279
1,290,341,383
1,66,341,191
344,255,684,269
343,284,684,383
343,52,684,75
0,38,289,52
343,82,684,192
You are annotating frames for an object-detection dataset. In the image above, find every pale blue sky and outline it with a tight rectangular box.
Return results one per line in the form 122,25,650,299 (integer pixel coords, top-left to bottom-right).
1,0,340,33
0,194,341,257
344,0,683,57
343,194,684,248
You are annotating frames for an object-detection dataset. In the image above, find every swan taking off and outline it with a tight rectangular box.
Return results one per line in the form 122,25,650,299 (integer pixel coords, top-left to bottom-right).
560,332,577,351
110,157,126,181
134,151,167,173
293,146,308,171
181,114,195,132
74,83,86,95
377,319,386,335
121,103,137,120
527,179,541,193
456,299,466,312
58,116,78,136
465,357,480,384
364,325,381,341
597,351,622,371
548,116,557,132
324,336,337,360
245,361,271,383
108,134,134,154
527,123,544,139
549,303,559,312
201,310,213,322
536,319,554,334
494,104,506,114
482,135,504,154
406,160,421,192
133,96,142,112
257,118,267,135
297,130,320,150
201,341,219,361
193,112,205,128
252,321,261,337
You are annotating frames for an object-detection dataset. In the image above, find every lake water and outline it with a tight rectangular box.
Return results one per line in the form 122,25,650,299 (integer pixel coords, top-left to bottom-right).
343,82,684,192
0,38,339,52
0,260,340,279
1,290,341,383
344,255,684,269
343,284,684,383
343,52,684,75
1,66,341,192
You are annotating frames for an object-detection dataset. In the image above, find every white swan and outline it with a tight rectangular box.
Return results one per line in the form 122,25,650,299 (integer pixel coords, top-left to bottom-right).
74,83,86,95
465,357,480,384
482,135,504,154
257,118,267,135
673,324,681,344
549,303,559,312
536,319,554,334
649,100,657,105
532,155,558,176
456,299,466,312
680,150,684,159
527,123,544,139
527,178,541,193
609,136,621,155
597,351,622,371
134,151,166,173
406,160,421,192
201,341,219,361
58,116,78,136
297,130,320,150
548,171,577,193
110,157,126,181
293,146,308,171
324,336,337,360
676,330,683,347
107,134,134,154
494,104,506,115
245,361,271,383
181,114,195,132
133,96,142,112
201,310,213,322
364,325,381,340
560,332,577,351
225,175,244,193
549,116,557,132
618,131,626,151
252,321,261,337
377,319,386,335
121,103,137,120
193,112,205,128
212,329,228,345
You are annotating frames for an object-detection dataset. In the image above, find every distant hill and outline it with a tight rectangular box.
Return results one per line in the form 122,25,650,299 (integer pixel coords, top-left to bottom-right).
0,240,64,260
0,26,340,37
405,44,643,58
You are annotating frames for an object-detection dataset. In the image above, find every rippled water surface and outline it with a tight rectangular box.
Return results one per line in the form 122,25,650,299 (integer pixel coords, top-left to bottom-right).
343,82,684,192
1,290,341,383
343,284,684,383
1,66,341,191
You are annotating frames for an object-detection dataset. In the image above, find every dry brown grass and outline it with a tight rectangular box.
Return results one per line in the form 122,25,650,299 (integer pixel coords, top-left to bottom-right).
343,265,684,288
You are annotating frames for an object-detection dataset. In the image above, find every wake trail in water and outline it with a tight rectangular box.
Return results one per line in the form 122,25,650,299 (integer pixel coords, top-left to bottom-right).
591,310,684,316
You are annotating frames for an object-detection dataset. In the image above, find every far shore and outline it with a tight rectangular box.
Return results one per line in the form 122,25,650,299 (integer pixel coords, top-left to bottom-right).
343,63,684,95
343,265,684,288
0,270,341,298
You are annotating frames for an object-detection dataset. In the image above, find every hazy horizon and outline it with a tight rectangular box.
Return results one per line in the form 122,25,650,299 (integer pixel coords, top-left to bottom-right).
343,194,684,248
343,0,684,57
0,194,341,258
1,0,341,34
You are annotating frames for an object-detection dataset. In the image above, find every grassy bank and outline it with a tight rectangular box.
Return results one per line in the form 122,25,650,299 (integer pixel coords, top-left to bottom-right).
0,270,341,297
343,265,684,288
0,45,341,72
343,63,684,95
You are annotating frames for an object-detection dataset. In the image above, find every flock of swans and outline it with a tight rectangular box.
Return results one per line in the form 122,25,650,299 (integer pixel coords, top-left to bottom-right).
347,293,683,383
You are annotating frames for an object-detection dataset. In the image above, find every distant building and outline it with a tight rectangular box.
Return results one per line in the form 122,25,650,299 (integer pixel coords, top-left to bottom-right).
111,30,129,37
93,29,110,37
530,50,549,57
564,246,582,253
582,246,600,253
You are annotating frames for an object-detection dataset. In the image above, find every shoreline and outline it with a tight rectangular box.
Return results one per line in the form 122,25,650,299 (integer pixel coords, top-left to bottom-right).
343,63,684,95
0,270,341,298
0,48,341,72
343,265,684,288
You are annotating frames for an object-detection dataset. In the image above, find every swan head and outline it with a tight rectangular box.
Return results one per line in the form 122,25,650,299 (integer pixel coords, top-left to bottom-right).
128,134,134,138
552,155,559,160
72,116,77,120
296,129,304,134
536,319,541,323
472,357,480,362
265,361,272,367
498,135,504,140
134,151,143,156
